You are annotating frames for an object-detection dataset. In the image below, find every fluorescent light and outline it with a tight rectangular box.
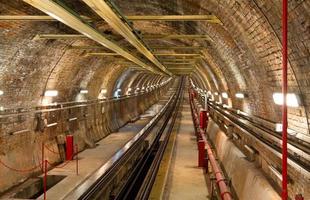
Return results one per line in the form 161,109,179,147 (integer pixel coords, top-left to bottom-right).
273,93,300,107
222,92,228,99
0,90,3,95
235,93,245,99
44,90,58,97
80,89,88,94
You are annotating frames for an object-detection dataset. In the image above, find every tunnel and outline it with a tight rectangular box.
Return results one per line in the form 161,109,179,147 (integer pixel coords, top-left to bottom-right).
0,0,309,200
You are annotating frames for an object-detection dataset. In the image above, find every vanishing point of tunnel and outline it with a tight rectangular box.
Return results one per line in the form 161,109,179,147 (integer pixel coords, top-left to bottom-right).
0,0,309,200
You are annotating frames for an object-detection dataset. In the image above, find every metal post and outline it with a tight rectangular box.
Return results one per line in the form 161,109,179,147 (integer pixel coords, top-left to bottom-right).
282,0,288,199
75,144,79,175
44,160,47,200
42,142,44,173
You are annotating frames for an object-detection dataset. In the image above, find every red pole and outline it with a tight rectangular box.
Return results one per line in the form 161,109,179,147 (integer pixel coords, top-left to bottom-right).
42,142,44,173
44,160,47,200
75,144,79,175
282,0,288,199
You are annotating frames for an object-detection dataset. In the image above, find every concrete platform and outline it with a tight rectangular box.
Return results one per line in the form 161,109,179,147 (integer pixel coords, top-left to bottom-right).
163,94,209,200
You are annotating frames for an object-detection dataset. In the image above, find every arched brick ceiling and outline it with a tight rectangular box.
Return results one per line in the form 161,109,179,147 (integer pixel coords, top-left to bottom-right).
0,0,309,135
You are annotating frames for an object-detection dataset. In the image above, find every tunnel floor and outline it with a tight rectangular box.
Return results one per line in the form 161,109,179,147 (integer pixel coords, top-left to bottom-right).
163,92,209,199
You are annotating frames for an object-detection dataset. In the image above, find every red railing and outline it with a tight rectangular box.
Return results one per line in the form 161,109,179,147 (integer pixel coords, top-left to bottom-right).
189,88,232,200
0,142,79,200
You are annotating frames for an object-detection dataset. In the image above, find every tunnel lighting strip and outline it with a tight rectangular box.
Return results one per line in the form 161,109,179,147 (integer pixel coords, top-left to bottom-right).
23,0,162,75
81,0,172,75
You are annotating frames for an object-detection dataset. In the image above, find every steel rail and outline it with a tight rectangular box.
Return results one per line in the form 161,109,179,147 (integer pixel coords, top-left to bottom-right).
67,80,182,200
135,77,184,199
207,102,310,171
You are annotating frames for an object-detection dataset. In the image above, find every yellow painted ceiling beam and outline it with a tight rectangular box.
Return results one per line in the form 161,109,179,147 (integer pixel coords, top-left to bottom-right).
0,15,222,24
82,0,171,75
22,0,161,74
154,53,202,57
33,34,88,40
127,15,221,23
85,52,120,56
163,62,195,65
150,46,204,50
33,34,212,42
143,34,212,40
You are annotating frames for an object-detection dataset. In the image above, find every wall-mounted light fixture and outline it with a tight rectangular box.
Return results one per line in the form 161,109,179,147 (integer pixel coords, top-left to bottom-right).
222,92,228,99
235,93,245,99
44,90,58,97
100,89,107,94
80,89,88,94
273,93,300,107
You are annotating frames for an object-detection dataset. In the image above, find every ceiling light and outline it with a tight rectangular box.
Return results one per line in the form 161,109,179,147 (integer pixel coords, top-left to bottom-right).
0,90,3,95
80,89,88,94
273,93,300,107
44,90,58,97
222,92,228,99
214,92,218,95
235,93,245,99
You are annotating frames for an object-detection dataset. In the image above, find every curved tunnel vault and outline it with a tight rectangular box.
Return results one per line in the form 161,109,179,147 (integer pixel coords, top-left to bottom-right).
0,0,309,199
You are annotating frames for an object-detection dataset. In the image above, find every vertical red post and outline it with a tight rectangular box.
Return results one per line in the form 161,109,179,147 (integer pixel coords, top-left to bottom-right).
282,0,288,199
75,144,78,175
42,142,44,173
44,160,47,200
200,110,207,129
198,140,205,167
66,135,74,160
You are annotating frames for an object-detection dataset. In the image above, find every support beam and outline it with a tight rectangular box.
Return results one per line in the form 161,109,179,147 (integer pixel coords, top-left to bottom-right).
143,34,212,41
150,46,204,50
0,15,57,21
126,15,221,23
82,0,171,75
0,15,222,24
85,52,120,56
155,53,202,57
163,62,195,65
159,58,197,62
23,0,161,74
33,33,212,42
34,34,88,40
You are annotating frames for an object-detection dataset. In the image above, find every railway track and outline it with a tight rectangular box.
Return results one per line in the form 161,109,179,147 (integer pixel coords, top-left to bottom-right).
191,91,310,177
73,77,184,200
